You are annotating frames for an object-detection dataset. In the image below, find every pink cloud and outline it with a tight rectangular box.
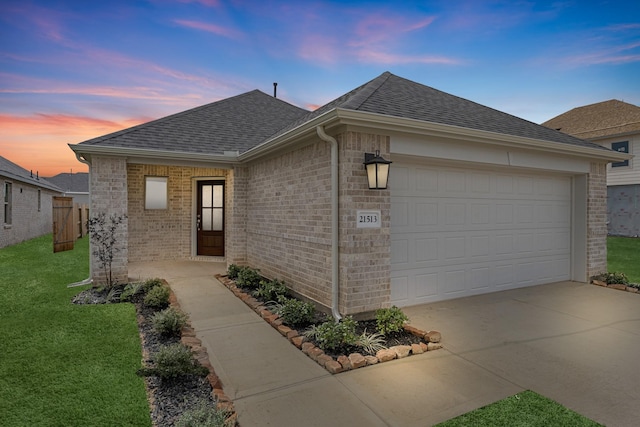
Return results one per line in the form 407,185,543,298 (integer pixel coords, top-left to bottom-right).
353,15,435,45
174,19,243,39
176,0,220,7
564,41,640,66
356,50,463,65
0,113,148,176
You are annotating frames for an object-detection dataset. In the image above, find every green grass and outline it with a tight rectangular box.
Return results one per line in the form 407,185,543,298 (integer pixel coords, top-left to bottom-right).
0,234,151,426
435,390,602,427
608,236,640,283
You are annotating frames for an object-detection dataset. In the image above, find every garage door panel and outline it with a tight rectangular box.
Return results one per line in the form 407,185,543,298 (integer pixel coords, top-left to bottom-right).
391,162,572,306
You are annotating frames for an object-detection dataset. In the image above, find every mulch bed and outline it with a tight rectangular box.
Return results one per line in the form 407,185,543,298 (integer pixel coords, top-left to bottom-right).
215,274,443,373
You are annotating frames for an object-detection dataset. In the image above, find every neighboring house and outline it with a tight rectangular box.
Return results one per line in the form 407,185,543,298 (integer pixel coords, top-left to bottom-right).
543,100,640,237
70,72,629,315
46,172,90,205
1,155,63,248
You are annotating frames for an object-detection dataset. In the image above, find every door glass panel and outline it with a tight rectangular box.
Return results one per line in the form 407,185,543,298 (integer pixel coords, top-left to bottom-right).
202,209,212,231
213,184,223,208
202,185,213,208
212,209,223,230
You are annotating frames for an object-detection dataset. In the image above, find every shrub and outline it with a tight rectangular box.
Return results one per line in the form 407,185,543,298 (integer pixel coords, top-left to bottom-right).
142,278,164,293
121,282,144,302
105,285,123,303
175,400,233,427
236,267,261,289
144,284,170,309
604,272,629,285
152,307,188,336
375,306,409,336
355,330,387,354
253,279,288,301
87,213,127,289
277,297,315,327
305,316,358,352
227,264,241,280
137,344,208,379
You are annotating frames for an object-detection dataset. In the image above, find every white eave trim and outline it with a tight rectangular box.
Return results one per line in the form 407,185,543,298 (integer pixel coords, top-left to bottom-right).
68,144,240,165
333,109,633,162
238,109,339,161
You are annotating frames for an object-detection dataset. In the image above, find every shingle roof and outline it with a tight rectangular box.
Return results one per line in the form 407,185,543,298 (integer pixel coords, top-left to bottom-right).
542,99,640,140
76,71,609,156
79,90,309,154
0,156,62,192
46,172,89,193
272,72,606,151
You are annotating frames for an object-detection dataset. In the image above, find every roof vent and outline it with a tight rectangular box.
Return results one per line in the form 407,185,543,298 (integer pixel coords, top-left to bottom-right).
273,82,277,98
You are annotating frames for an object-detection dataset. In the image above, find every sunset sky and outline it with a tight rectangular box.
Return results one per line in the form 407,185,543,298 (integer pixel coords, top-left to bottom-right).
1,0,639,176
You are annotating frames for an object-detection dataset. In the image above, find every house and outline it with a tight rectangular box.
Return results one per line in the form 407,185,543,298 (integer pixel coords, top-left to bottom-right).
1,155,63,248
543,100,640,237
70,72,630,316
46,172,90,205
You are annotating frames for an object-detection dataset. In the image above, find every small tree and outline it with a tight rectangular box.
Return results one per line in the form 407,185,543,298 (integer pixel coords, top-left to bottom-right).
87,213,126,289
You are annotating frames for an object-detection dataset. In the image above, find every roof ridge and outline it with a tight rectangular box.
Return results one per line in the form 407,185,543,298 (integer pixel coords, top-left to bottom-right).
340,71,392,110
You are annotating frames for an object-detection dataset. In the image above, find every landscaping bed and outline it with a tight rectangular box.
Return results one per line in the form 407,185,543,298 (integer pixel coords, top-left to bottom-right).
216,266,443,374
591,271,640,294
73,280,236,427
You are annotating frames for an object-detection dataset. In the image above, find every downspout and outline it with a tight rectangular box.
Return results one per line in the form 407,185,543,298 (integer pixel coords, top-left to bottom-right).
67,152,93,288
316,126,341,321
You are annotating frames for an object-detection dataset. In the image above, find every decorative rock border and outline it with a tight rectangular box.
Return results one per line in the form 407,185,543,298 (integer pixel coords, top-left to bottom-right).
592,279,639,294
215,274,443,374
167,288,238,425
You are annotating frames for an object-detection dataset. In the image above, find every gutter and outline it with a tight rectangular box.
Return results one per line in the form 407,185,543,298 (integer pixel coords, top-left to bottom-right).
316,126,341,321
67,152,93,288
68,144,241,166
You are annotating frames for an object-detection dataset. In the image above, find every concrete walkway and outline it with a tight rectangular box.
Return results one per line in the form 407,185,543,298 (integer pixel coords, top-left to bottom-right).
130,261,640,427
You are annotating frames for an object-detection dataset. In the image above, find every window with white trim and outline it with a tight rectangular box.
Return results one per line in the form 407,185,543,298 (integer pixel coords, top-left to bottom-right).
611,141,629,167
4,182,12,225
145,176,168,209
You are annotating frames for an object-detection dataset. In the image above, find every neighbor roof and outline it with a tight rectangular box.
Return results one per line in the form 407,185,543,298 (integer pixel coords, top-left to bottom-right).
542,99,640,140
272,72,607,151
0,156,62,192
46,172,89,193
78,90,309,155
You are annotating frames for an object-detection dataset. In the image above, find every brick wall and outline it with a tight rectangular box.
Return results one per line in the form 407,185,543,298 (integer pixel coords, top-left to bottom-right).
586,161,608,278
246,140,334,307
226,166,248,266
244,130,392,316
90,156,128,284
1,178,59,248
337,131,391,315
127,164,230,263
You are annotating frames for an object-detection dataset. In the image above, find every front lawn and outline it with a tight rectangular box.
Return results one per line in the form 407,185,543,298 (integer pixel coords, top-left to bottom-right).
0,235,151,426
435,390,602,427
608,236,640,283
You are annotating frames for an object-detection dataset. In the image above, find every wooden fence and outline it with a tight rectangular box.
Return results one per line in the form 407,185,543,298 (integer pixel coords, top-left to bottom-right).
53,196,89,253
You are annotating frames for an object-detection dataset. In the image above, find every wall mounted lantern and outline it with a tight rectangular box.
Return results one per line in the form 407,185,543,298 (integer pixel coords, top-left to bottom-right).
363,150,392,190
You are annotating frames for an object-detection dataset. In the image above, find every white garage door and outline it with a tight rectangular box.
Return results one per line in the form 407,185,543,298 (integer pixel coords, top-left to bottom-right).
391,161,571,306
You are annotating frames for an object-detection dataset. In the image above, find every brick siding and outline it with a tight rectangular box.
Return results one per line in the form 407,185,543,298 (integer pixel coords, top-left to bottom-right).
1,178,59,248
244,130,392,315
127,163,230,262
89,156,128,284
586,161,608,278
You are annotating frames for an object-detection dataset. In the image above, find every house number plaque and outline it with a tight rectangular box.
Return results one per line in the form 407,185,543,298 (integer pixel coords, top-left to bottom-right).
357,210,381,228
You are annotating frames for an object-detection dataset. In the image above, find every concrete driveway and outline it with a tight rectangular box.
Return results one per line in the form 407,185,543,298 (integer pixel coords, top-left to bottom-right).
130,261,640,426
